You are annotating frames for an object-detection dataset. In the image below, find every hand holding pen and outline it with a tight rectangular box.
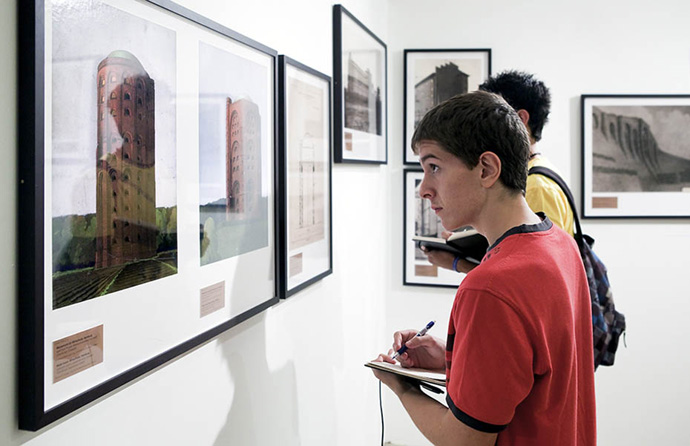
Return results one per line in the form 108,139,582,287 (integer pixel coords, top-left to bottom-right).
391,320,435,361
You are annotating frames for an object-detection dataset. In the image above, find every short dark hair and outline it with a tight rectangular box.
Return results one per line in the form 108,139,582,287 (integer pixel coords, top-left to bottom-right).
479,70,551,142
411,91,531,193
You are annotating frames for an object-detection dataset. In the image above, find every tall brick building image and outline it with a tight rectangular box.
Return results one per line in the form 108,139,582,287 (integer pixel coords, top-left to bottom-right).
415,62,468,127
226,97,262,219
95,50,157,268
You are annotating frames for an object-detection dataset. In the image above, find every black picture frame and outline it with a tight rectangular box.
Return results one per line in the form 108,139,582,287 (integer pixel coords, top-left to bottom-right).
332,4,388,164
18,0,279,431
277,55,333,298
403,49,491,165
402,169,463,288
581,94,690,218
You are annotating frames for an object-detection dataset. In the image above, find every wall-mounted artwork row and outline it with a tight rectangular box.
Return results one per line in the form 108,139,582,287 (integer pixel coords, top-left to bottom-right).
332,4,388,164
581,95,690,218
404,49,491,165
278,56,333,298
18,0,278,431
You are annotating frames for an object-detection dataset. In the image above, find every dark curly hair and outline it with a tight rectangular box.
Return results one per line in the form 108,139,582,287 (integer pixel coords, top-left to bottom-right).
479,70,551,142
411,91,531,194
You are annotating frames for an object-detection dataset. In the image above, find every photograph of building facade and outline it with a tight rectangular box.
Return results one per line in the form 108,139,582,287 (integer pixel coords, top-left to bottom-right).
344,55,382,136
414,179,444,261
592,106,690,192
414,62,468,128
96,51,158,267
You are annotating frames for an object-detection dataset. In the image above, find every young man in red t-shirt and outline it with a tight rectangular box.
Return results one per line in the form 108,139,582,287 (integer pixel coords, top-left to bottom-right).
372,91,596,445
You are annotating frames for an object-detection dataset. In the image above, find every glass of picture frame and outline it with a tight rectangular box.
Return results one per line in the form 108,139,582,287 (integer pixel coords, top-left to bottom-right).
277,55,333,298
332,4,388,164
18,0,278,430
581,94,690,218
403,49,491,165
403,169,465,288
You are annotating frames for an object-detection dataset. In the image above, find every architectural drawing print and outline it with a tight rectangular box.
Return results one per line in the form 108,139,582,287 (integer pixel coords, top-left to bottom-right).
288,77,326,250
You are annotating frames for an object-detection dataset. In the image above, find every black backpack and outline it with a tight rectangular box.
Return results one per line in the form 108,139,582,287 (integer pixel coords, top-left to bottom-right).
529,166,626,369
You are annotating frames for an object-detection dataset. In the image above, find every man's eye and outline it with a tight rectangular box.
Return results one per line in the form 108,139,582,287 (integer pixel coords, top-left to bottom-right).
430,164,439,173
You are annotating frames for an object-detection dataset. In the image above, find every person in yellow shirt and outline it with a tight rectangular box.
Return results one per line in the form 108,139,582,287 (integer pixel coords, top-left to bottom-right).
526,155,573,234
424,70,574,273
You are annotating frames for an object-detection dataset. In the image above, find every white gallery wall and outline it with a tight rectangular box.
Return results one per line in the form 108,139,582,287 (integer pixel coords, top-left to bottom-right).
386,0,690,445
1,0,689,445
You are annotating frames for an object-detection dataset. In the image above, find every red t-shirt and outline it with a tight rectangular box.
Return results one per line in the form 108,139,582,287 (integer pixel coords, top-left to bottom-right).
445,217,596,445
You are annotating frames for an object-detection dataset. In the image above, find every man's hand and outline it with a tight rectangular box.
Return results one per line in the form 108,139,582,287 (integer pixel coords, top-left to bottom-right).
421,231,479,274
423,246,456,270
392,330,446,371
370,352,417,396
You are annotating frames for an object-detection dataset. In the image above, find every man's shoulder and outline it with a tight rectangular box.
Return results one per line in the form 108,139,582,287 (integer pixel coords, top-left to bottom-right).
460,227,582,318
528,154,560,171
526,157,575,235
466,226,575,284
527,157,565,188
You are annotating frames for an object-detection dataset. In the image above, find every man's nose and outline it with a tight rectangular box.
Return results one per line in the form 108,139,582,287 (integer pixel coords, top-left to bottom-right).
418,177,433,199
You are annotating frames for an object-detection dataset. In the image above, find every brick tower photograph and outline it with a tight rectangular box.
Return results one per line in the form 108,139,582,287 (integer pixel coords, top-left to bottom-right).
49,2,178,310
226,97,262,220
95,50,158,268
198,41,270,266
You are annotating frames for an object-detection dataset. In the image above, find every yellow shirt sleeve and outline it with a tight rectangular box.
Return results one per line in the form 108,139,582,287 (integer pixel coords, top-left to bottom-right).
526,158,575,236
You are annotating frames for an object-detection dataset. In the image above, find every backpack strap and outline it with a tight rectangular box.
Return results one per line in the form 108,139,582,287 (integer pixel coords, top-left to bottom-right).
527,166,584,247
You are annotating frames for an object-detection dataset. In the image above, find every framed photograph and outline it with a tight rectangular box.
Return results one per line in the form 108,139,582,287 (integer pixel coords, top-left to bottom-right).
581,94,690,218
404,49,491,164
332,4,387,164
403,170,464,288
277,56,333,298
18,0,278,430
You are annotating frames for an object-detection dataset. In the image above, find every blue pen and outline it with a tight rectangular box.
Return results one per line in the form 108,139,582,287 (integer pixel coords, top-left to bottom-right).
391,320,435,361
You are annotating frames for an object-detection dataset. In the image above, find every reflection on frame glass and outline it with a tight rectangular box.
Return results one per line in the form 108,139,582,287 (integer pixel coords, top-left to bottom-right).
403,169,465,288
18,0,278,431
198,41,271,265
333,4,387,164
404,49,491,164
581,94,690,218
278,56,333,297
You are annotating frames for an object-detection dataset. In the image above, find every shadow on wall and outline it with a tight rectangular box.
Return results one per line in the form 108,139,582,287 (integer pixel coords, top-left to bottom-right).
214,334,300,445
213,227,300,445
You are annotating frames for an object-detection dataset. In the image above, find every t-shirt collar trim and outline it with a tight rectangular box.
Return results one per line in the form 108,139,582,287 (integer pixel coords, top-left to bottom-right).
486,212,552,253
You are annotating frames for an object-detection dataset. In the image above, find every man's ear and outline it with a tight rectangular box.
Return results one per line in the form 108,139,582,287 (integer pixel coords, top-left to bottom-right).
516,109,536,144
478,152,501,188
516,109,530,127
